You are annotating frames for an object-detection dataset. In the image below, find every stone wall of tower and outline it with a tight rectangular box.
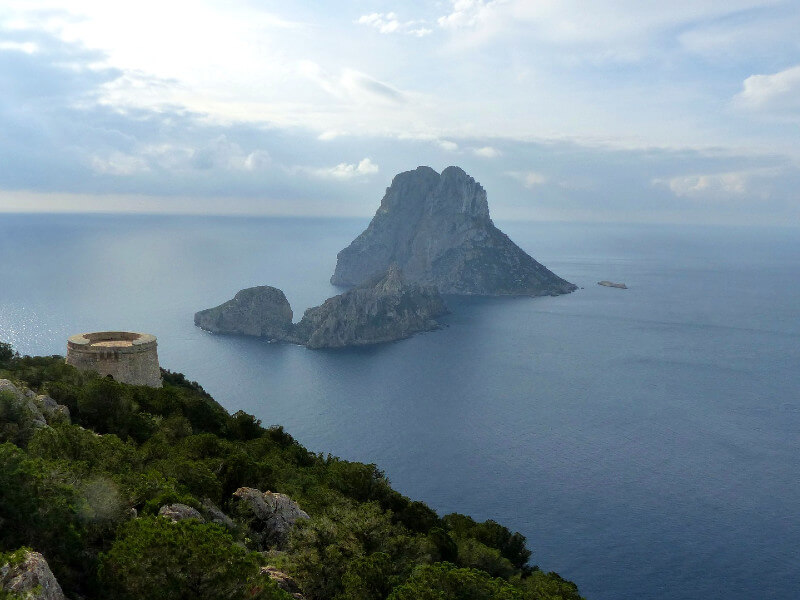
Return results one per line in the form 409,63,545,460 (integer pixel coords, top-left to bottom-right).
66,332,162,388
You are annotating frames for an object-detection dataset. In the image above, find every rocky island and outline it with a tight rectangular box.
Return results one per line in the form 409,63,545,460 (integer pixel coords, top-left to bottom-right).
332,166,576,296
194,286,294,339
597,281,628,289
195,266,448,349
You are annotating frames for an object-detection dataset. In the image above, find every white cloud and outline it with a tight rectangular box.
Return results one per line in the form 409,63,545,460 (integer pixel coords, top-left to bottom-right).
734,65,800,113
340,69,406,103
89,152,149,176
318,130,343,141
310,158,379,180
438,0,501,30
438,140,459,151
298,62,406,104
0,41,39,54
357,12,432,37
472,146,500,158
654,172,749,199
243,150,271,171
507,170,548,188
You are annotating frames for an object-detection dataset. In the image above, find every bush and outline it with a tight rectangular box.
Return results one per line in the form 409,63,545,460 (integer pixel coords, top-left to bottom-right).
388,563,522,600
99,517,290,600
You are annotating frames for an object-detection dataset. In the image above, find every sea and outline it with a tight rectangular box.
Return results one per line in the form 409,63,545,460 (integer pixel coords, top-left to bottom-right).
1,213,798,600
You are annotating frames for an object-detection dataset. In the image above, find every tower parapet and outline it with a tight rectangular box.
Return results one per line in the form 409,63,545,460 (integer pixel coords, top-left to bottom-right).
66,331,162,387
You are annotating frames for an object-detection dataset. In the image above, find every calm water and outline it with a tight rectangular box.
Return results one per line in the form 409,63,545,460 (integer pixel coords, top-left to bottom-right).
1,214,799,600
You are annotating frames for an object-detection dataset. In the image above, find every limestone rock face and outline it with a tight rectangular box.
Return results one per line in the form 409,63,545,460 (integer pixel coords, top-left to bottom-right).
0,380,70,428
158,503,204,523
202,498,236,530
0,550,66,600
294,265,448,349
331,166,576,296
194,286,293,338
233,487,309,548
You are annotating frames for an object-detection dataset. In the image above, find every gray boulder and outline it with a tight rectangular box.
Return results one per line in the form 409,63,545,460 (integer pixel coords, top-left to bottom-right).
331,166,576,296
194,286,293,338
34,395,70,425
294,265,448,348
0,550,66,600
0,380,48,429
202,498,236,530
233,487,309,547
0,380,71,429
158,503,205,523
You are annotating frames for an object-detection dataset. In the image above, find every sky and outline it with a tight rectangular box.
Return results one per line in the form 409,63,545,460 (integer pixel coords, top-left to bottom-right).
0,0,799,224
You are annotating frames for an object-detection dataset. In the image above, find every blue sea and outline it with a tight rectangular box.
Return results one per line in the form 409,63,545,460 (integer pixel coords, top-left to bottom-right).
1,213,798,600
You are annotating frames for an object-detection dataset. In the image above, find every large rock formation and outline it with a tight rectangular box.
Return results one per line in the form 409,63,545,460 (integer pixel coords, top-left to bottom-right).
331,166,576,296
233,488,309,549
194,286,293,338
294,265,448,349
194,267,448,349
158,503,204,523
0,550,66,600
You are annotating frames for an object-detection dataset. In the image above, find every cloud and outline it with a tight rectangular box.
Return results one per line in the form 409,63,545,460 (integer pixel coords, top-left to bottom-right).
506,170,548,188
189,135,270,172
734,65,800,113
340,69,406,103
298,62,406,104
90,152,149,176
308,158,379,180
472,146,500,158
438,140,459,151
438,0,501,30
654,171,750,199
318,130,342,141
357,12,432,37
435,0,783,61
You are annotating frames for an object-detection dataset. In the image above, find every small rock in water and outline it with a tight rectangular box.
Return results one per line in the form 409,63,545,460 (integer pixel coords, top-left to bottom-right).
597,280,628,289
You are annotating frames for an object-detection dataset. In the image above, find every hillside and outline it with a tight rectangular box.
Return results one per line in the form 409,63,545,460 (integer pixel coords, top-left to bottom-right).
0,341,583,600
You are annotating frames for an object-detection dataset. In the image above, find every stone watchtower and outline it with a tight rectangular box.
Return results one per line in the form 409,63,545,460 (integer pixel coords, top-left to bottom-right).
66,331,162,388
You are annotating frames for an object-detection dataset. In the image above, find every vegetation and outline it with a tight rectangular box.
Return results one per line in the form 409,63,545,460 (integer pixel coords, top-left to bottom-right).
0,341,584,600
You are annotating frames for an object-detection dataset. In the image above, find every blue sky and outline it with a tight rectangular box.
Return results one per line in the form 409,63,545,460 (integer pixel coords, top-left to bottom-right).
0,0,798,224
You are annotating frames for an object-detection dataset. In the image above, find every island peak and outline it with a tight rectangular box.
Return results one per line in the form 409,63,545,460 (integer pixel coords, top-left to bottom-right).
331,165,575,296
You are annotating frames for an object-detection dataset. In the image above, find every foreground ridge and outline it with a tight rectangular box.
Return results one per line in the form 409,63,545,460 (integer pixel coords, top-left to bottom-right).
0,341,585,600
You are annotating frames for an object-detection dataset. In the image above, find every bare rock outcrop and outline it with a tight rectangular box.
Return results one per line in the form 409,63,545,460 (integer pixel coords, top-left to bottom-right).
194,286,293,338
202,498,236,530
293,265,448,349
233,488,309,548
194,266,448,349
158,503,205,523
0,380,70,428
598,280,628,289
331,166,576,296
0,550,66,600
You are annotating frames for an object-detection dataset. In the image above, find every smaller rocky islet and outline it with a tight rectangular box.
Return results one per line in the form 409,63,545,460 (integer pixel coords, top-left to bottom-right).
195,265,448,349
